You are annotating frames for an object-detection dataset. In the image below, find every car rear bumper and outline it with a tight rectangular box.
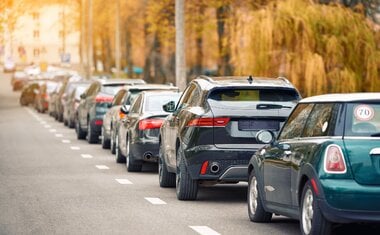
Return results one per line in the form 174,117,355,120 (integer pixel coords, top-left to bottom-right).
318,179,380,223
184,145,256,182
130,139,159,163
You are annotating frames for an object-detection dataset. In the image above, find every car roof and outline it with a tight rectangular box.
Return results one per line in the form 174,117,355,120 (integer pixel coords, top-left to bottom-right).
300,93,380,103
95,78,146,86
141,90,181,96
122,84,178,91
195,75,296,90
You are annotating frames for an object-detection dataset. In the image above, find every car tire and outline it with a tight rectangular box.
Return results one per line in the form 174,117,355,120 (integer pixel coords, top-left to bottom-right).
115,135,126,163
110,128,116,154
101,127,111,149
63,118,68,126
87,122,98,144
126,136,142,172
176,146,198,200
300,181,332,235
76,118,86,140
248,170,272,222
159,142,175,187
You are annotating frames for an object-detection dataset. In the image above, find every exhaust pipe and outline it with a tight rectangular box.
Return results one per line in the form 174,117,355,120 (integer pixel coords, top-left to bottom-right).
143,152,153,160
210,162,220,174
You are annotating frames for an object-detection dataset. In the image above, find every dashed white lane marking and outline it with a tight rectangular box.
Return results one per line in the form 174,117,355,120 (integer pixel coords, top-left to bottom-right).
144,197,167,205
115,179,133,185
62,139,71,143
49,129,57,132
44,125,51,128
96,165,109,170
189,226,220,235
70,146,80,150
81,154,93,159
55,133,63,137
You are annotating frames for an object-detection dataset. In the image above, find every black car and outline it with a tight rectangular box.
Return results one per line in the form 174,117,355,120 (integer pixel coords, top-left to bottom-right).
116,91,181,171
101,84,179,152
75,79,145,143
158,75,301,200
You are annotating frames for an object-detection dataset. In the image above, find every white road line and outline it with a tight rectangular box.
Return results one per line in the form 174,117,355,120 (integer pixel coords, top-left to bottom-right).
95,165,109,170
55,133,63,137
144,197,167,205
62,139,71,143
44,125,51,128
115,179,133,185
189,226,220,235
81,154,93,159
70,146,80,150
49,129,57,132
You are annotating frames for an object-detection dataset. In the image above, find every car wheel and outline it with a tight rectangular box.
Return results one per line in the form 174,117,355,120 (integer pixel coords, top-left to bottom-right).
87,122,98,144
300,181,332,235
248,170,272,222
110,128,116,154
159,142,175,187
126,136,142,172
115,135,126,163
63,118,68,126
101,127,111,149
76,118,87,140
176,146,198,200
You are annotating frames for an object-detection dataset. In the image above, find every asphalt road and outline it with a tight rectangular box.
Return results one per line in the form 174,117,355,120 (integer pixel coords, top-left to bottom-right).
0,71,378,235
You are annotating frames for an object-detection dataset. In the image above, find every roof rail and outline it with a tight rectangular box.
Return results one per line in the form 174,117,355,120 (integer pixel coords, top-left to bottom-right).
277,76,290,84
198,75,214,82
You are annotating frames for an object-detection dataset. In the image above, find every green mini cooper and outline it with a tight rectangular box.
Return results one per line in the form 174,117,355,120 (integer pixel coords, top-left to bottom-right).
247,93,380,235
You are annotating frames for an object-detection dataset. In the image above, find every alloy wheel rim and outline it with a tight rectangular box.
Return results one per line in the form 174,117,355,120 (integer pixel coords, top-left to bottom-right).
176,168,181,194
115,136,119,157
101,127,104,145
126,138,130,168
248,176,258,215
302,188,314,235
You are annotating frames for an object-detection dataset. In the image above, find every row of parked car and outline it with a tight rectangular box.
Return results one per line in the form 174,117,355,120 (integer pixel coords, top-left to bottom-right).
17,68,380,235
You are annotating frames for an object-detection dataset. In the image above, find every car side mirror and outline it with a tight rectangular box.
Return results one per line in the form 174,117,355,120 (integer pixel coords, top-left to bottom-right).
256,130,275,144
80,93,86,99
163,101,176,113
120,105,129,115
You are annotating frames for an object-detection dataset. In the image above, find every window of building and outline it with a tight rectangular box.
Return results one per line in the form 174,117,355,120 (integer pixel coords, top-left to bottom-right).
33,48,40,57
32,12,39,20
33,30,39,39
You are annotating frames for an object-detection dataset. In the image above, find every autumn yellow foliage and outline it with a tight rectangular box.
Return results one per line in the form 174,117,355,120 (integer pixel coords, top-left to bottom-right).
231,0,380,96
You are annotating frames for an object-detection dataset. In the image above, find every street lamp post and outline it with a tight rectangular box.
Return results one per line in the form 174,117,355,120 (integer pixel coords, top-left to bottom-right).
115,0,121,78
175,0,186,91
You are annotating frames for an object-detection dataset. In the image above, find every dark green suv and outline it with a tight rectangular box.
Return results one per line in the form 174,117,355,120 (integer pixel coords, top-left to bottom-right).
247,93,380,235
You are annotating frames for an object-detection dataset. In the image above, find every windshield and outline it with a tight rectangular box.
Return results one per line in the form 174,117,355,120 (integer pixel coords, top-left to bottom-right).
100,84,124,95
345,103,380,137
144,93,181,112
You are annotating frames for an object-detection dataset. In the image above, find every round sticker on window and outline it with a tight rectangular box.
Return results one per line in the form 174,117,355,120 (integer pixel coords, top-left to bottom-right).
354,105,375,121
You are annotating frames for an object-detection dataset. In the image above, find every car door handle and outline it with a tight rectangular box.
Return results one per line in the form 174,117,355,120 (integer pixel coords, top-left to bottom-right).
284,150,292,156
370,148,380,156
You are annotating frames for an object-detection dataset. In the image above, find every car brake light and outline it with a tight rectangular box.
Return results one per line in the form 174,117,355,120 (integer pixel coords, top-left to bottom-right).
94,120,103,126
187,117,230,127
324,144,347,174
95,96,113,103
139,119,164,130
200,161,209,175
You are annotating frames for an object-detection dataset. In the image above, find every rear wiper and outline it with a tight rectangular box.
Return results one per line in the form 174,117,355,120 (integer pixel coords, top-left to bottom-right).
257,104,292,109
370,133,380,137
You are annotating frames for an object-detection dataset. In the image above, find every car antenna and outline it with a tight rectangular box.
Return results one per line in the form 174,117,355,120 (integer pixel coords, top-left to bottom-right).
247,75,253,84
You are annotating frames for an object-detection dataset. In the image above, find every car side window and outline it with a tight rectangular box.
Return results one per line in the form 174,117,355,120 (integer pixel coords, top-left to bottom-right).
86,83,97,96
278,103,314,140
176,83,196,110
188,86,202,106
129,95,142,114
302,103,334,137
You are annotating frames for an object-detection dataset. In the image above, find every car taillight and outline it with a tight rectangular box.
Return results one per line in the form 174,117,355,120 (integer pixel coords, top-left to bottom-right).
95,96,113,103
187,117,230,127
94,120,103,126
119,110,126,119
139,119,164,130
200,161,209,175
324,144,347,174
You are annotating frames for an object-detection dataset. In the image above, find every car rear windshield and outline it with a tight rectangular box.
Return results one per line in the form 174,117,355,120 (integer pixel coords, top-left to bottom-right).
345,103,380,137
101,84,124,95
208,88,299,102
144,93,181,112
